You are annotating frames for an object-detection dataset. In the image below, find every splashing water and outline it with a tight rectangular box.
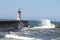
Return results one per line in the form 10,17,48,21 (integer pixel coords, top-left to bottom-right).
32,19,55,29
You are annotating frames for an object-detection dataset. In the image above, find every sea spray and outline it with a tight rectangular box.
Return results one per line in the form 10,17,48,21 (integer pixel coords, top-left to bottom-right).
32,19,55,29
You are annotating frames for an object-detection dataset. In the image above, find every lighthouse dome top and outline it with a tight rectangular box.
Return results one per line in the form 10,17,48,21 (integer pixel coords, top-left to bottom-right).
18,8,21,13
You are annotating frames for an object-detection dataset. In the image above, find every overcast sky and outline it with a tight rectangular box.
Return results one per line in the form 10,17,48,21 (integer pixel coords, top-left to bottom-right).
0,0,60,21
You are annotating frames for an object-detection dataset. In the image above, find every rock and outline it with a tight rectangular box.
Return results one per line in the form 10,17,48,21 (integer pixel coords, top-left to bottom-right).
55,25,60,28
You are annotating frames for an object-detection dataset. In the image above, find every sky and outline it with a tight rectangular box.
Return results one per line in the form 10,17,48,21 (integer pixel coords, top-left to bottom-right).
0,0,60,21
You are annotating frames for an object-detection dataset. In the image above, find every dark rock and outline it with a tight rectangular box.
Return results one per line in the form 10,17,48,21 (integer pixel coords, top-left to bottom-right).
55,25,60,28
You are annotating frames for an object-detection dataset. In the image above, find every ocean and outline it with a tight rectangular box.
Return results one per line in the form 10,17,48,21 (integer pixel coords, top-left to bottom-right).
0,20,60,40
28,20,60,26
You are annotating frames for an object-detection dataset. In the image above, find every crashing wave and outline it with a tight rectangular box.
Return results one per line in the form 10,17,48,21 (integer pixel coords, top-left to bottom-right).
32,19,55,29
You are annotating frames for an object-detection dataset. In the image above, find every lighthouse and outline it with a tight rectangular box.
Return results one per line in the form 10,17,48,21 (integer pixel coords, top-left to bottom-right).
17,8,21,21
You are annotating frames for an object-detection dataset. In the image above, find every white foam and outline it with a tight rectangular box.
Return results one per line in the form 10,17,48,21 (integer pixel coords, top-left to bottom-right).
32,19,55,29
5,34,42,40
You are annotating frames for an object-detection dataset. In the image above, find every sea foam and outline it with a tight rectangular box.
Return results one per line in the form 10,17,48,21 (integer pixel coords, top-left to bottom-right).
32,19,55,29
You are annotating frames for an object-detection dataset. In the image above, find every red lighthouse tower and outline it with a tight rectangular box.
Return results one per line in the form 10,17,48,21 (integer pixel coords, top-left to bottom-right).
17,8,21,21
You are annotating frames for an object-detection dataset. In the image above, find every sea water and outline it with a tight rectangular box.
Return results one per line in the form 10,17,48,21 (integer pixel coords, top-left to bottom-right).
1,28,60,40
28,20,60,26
0,20,60,40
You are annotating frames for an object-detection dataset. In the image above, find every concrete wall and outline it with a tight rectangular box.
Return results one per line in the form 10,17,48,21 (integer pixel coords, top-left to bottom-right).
0,20,28,32
0,23,18,32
